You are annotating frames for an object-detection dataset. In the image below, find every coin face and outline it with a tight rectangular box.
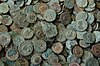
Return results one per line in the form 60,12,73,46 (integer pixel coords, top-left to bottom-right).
6,48,19,61
83,32,96,43
85,58,99,66
43,9,56,22
33,40,47,52
18,41,33,56
75,19,88,31
0,32,11,46
76,0,88,7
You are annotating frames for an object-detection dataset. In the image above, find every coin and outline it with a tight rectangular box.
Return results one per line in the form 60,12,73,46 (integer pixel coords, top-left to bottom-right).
72,45,83,57
33,39,47,52
69,62,80,66
0,25,8,32
21,27,34,39
1,15,13,26
43,9,56,22
83,32,96,43
6,48,19,61
52,42,63,54
13,35,25,46
65,28,76,40
93,31,100,43
79,40,90,48
0,32,11,47
96,11,100,22
76,0,88,7
76,11,88,20
91,44,100,57
75,19,88,31
31,54,42,65
85,58,99,66
18,41,33,56
76,31,86,39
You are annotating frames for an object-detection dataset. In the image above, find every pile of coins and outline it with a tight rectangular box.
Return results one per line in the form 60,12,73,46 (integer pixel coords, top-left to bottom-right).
0,0,100,66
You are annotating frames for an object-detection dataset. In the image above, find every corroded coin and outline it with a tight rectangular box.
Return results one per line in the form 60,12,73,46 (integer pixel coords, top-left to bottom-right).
43,9,56,22
0,32,11,46
91,44,100,57
52,42,63,54
72,45,83,57
18,41,33,56
87,13,94,24
83,32,96,43
76,0,87,7
6,48,19,61
85,58,99,66
33,39,47,52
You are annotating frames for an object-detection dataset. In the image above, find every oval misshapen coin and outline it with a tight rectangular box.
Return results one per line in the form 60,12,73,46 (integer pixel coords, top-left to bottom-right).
83,32,96,43
85,58,99,66
65,28,76,40
1,15,13,26
91,44,100,57
43,9,56,22
6,48,19,61
33,39,47,52
21,27,34,39
52,42,63,54
18,41,33,56
0,3,9,14
0,25,8,32
0,32,11,47
87,13,94,24
72,45,83,57
13,35,25,46
76,11,88,20
76,0,88,7
31,54,42,65
75,19,88,31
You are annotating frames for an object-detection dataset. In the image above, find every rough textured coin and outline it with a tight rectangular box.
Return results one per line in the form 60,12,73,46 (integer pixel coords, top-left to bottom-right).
91,44,100,57
76,0,87,7
21,27,34,39
0,32,11,46
6,48,19,61
83,32,95,43
85,58,99,66
33,40,46,52
64,0,74,9
0,3,9,14
52,42,63,54
18,41,33,56
0,25,8,32
76,11,88,20
87,13,94,24
65,28,76,40
13,35,25,46
41,21,57,38
69,62,80,66
75,19,88,31
43,9,56,22
73,45,83,57
31,54,42,65
1,15,13,26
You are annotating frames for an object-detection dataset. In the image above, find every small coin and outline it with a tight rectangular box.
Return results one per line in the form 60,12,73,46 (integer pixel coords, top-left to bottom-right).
43,9,56,22
13,35,25,46
0,25,8,32
76,0,88,7
0,32,11,46
52,42,63,54
69,62,80,66
75,19,88,31
18,41,33,56
83,32,96,43
6,48,19,61
33,40,47,52
91,44,100,57
65,28,76,40
1,15,13,26
21,27,34,39
31,54,42,65
85,58,99,66
76,11,88,20
73,45,83,57
0,3,9,14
